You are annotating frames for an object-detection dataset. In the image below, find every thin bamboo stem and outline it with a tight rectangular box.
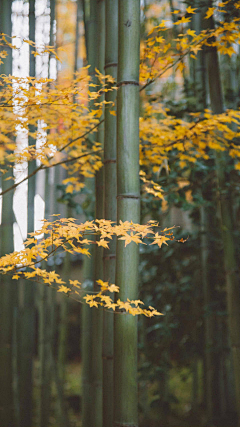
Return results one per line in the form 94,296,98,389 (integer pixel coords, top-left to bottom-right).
102,0,118,425
81,1,97,425
18,2,36,425
114,2,140,426
0,2,15,425
202,2,240,424
91,1,105,426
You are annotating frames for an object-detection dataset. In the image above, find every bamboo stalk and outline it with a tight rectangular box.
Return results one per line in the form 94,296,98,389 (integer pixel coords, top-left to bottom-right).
18,2,36,425
0,2,15,425
193,2,207,111
193,3,219,421
74,0,82,74
38,3,56,423
81,1,97,425
81,276,94,427
102,0,118,425
57,252,70,385
200,206,215,420
38,168,55,427
114,2,140,426
202,2,240,424
90,1,105,426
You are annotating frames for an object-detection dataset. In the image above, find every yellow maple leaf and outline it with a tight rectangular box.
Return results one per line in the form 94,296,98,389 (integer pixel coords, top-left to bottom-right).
96,279,109,291
100,295,112,304
88,300,99,308
186,6,196,14
205,7,215,19
150,233,171,248
83,294,94,303
119,232,143,247
66,184,74,194
69,279,81,287
131,299,144,307
96,239,109,249
174,16,191,25
107,284,120,293
57,285,71,293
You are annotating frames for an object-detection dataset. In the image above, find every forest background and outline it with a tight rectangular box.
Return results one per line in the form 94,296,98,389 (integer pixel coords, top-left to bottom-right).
0,0,240,427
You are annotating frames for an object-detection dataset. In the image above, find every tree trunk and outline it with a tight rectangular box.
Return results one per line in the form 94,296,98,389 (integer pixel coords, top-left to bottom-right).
114,2,140,426
102,0,118,425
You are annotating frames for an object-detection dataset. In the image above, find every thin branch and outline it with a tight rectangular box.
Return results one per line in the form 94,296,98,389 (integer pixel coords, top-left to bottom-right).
0,120,103,197
140,118,202,149
58,119,103,153
44,147,103,169
139,35,210,92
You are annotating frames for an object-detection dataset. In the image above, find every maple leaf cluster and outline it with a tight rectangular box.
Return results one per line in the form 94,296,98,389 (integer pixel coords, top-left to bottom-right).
0,218,178,317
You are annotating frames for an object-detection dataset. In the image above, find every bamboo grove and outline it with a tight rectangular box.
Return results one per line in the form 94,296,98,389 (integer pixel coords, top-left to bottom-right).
1,0,240,426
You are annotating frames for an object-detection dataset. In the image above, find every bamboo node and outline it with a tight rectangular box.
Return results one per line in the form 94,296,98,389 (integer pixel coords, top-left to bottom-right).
103,159,116,164
117,194,140,199
114,423,138,427
103,254,116,260
117,80,139,87
104,62,118,70
102,354,114,360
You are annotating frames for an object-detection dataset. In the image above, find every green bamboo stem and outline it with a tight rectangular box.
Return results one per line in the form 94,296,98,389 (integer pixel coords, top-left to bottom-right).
51,346,69,427
0,2,15,425
102,0,118,425
81,1,97,425
81,220,95,427
114,2,140,426
38,283,52,427
57,0,82,398
38,3,57,422
38,168,55,427
57,254,70,385
169,0,188,95
55,0,70,396
18,2,36,425
57,191,70,389
74,0,82,74
201,205,225,420
90,1,105,426
200,207,212,410
81,272,94,427
202,3,240,424
56,174,70,427
57,6,81,381
194,3,235,420
194,2,219,421
193,2,207,111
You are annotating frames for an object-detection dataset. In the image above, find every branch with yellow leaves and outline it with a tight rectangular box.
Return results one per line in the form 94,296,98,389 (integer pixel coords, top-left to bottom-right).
0,119,104,197
0,218,183,318
140,34,211,92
